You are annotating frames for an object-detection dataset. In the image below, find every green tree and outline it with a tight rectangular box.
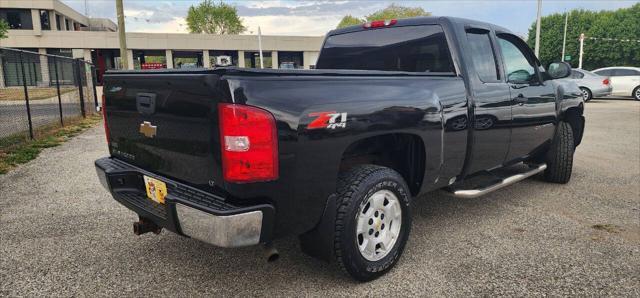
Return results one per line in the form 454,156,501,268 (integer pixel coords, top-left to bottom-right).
337,15,364,29
526,3,640,70
336,4,431,29
186,0,246,34
0,19,9,39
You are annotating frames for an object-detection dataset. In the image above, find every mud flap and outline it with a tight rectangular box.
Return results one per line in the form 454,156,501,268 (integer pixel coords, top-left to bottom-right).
299,194,337,262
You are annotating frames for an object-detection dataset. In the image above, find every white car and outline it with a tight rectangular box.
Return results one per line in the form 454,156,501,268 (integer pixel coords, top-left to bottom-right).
592,67,640,100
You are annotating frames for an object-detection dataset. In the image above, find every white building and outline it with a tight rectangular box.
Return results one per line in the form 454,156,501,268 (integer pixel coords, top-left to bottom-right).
0,0,324,85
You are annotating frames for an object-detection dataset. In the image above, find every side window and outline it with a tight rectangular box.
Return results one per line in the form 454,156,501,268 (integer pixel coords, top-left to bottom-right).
614,69,640,76
497,34,537,84
466,30,499,82
594,69,611,76
571,70,584,79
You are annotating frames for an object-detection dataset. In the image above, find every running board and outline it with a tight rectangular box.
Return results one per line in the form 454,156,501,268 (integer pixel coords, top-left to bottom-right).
451,164,547,199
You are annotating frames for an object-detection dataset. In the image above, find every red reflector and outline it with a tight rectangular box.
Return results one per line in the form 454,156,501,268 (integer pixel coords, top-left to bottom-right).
603,78,610,85
101,94,110,146
363,19,397,28
218,103,278,183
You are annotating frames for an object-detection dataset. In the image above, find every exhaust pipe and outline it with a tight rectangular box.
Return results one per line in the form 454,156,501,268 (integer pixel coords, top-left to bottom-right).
133,218,162,235
263,243,279,262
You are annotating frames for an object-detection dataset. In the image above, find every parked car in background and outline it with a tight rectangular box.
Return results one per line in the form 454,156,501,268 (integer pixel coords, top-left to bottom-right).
562,69,611,101
592,67,640,100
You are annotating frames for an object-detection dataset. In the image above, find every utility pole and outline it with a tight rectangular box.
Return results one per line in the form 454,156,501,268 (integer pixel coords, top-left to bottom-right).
116,0,128,70
578,33,584,69
534,0,542,57
561,11,569,61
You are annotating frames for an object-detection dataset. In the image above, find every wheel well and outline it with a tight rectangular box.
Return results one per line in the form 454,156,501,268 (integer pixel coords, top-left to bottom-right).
339,134,425,195
563,104,584,147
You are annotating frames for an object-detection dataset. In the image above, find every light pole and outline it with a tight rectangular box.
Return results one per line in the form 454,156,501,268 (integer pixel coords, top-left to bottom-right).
116,0,128,70
561,11,569,61
578,33,584,69
534,0,542,57
258,26,264,69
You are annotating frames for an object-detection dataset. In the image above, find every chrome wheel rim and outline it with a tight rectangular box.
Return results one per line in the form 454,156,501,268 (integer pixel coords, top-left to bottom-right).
581,89,590,100
356,189,402,261
635,88,640,100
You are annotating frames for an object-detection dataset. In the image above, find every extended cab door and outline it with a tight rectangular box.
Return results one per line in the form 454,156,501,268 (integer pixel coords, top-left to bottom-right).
464,28,512,173
496,33,557,161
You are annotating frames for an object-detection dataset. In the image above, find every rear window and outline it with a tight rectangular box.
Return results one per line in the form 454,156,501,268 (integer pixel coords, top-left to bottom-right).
316,25,455,73
571,70,584,79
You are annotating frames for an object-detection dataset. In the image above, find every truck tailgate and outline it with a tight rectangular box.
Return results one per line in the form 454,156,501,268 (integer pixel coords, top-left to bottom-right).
103,72,225,189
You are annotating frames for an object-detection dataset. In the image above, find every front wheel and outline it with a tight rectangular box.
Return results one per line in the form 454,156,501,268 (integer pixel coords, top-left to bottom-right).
543,121,575,183
633,86,640,101
334,165,412,281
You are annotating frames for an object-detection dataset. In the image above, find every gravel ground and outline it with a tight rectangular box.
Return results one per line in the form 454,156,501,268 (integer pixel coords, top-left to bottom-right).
1,99,639,296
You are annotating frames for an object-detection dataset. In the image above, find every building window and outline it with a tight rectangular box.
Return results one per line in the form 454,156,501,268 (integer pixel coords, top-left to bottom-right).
55,14,61,30
65,19,70,31
209,50,238,67
173,51,203,69
278,51,304,69
133,50,167,69
244,52,272,68
0,9,34,30
40,10,51,30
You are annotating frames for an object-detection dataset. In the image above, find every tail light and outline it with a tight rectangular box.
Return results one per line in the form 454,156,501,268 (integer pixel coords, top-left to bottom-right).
218,103,278,183
363,19,397,29
101,94,110,146
603,78,610,85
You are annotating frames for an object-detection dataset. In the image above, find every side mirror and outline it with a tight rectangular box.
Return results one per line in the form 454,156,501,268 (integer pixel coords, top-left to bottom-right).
546,62,571,79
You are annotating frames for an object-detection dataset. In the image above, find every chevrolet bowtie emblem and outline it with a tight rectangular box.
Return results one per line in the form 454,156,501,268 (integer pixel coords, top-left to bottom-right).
139,121,157,138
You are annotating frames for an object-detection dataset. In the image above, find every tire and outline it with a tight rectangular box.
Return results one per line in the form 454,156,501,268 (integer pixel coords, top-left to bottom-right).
580,87,592,102
633,86,640,101
543,121,574,184
334,165,412,281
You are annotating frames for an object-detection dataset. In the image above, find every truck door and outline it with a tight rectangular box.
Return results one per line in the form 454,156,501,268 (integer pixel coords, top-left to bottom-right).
496,33,556,161
465,28,512,173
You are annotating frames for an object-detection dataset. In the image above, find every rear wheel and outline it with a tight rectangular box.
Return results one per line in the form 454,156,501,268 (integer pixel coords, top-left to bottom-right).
633,86,640,101
543,121,574,184
334,165,412,281
580,87,592,102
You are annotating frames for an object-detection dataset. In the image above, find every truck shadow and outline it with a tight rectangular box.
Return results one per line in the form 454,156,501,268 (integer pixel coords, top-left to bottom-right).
132,177,551,288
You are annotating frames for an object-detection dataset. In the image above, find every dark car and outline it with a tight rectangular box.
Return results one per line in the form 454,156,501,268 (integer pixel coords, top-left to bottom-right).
95,16,584,281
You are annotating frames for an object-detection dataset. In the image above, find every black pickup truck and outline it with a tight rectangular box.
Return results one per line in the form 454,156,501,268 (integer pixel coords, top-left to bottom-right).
95,16,584,281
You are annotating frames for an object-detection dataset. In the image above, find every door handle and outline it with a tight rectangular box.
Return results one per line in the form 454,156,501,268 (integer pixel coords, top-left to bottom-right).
513,94,528,105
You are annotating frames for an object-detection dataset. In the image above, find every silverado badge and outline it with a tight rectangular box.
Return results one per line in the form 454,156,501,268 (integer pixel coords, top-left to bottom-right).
139,121,157,138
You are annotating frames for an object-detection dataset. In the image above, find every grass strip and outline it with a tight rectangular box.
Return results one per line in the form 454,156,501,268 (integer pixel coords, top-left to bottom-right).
0,114,102,174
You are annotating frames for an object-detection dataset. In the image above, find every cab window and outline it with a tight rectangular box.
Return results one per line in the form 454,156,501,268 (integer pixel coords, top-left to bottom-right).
466,30,500,82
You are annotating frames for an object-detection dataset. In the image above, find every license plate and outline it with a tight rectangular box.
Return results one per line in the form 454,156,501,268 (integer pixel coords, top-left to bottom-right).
143,175,167,204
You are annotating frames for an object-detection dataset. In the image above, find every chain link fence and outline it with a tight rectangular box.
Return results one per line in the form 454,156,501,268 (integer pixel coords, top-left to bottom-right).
0,47,99,141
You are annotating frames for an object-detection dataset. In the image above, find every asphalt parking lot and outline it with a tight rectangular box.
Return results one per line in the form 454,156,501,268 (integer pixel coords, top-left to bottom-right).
1,98,638,296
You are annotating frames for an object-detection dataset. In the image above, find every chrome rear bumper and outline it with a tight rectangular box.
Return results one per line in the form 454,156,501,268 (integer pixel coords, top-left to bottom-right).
95,157,275,248
176,204,263,247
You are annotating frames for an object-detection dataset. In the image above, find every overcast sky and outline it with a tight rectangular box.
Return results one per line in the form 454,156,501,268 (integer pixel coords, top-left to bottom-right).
62,0,637,36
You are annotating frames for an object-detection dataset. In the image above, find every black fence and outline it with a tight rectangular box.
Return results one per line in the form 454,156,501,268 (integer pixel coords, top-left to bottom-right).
0,47,99,141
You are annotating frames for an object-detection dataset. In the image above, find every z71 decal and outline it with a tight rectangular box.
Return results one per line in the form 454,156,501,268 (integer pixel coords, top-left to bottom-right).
308,111,348,130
